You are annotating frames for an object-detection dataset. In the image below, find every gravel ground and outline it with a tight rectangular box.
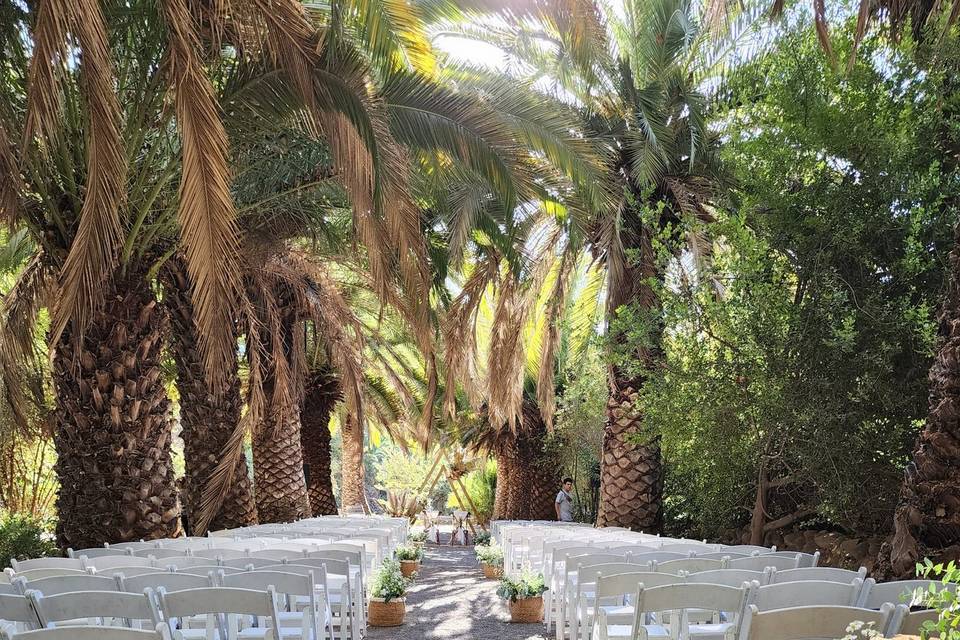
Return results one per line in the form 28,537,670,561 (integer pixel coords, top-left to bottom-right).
366,546,547,640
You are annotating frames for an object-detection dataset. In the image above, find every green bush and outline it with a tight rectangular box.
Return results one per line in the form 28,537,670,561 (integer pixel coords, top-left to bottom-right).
475,543,503,567
370,559,409,602
916,558,960,639
446,459,496,523
496,571,547,602
393,544,423,562
473,531,491,546
408,529,426,544
0,514,58,568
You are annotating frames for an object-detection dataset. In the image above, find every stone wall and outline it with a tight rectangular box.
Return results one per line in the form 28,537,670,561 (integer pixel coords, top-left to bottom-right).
722,527,884,574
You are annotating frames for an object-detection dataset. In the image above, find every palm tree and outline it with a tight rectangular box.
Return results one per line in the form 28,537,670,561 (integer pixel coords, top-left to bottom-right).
440,0,744,530
300,366,342,516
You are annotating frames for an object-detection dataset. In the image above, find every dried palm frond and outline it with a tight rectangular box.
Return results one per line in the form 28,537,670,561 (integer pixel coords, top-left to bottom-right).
43,0,126,354
162,0,242,389
379,489,422,522
0,123,22,226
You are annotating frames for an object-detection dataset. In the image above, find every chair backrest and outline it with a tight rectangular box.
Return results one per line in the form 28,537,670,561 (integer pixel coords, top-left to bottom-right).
723,545,774,555
120,572,214,594
18,574,119,596
595,572,671,599
656,558,727,574
97,567,161,579
859,578,958,609
898,608,938,636
729,554,801,572
107,543,157,553
696,551,750,560
157,557,216,571
247,550,303,562
69,548,126,560
8,569,89,582
754,579,863,610
1,624,173,639
659,543,717,554
772,567,867,584
84,557,154,571
133,550,183,560
603,545,659,556
690,569,770,587
9,559,84,573
303,548,364,568
221,571,314,597
27,590,161,628
157,586,282,639
174,566,246,578
767,550,820,567
189,549,247,561
283,558,350,577
0,584,17,595
635,582,749,625
0,594,41,629
628,551,690,565
217,558,275,570
742,603,901,640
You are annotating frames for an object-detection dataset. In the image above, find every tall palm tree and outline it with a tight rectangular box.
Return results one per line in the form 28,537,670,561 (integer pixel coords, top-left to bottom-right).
440,0,746,530
300,366,342,516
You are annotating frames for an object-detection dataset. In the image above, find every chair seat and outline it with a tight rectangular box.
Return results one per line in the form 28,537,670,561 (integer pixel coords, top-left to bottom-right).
592,623,670,640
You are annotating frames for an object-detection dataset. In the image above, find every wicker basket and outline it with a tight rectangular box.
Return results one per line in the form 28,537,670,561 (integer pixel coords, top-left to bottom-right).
481,562,503,579
400,560,420,578
508,595,544,623
369,598,406,626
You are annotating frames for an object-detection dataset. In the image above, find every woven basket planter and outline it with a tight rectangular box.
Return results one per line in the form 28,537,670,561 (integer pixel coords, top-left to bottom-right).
481,562,503,579
369,598,406,627
400,560,420,578
508,596,544,623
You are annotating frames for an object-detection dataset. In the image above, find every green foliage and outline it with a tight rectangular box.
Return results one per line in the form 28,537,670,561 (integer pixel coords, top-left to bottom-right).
473,531,491,546
370,559,409,602
446,459,496,523
496,570,547,602
408,529,426,544
393,544,423,562
0,515,58,568
916,559,960,639
372,444,449,509
630,25,959,539
475,543,503,567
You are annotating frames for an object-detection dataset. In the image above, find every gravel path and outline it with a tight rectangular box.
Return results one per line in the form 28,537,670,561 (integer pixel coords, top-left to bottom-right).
366,546,547,640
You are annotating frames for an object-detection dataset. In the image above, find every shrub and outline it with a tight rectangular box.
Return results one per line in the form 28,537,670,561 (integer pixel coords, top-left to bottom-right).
916,558,960,639
473,531,491,546
394,544,423,562
475,543,503,567
408,529,426,544
446,460,496,523
0,514,57,568
370,559,409,602
496,571,547,602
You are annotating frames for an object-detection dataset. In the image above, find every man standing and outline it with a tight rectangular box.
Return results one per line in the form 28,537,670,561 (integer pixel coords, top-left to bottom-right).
555,477,575,522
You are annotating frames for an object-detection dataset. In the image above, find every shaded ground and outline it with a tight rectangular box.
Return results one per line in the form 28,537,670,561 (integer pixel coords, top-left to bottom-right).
367,545,547,640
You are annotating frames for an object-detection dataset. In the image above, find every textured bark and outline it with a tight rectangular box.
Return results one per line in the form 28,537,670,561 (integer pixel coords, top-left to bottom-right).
492,446,514,520
340,411,366,512
252,314,310,523
492,399,561,521
300,369,341,516
53,272,180,548
886,222,960,575
163,258,256,532
597,387,663,531
597,217,664,532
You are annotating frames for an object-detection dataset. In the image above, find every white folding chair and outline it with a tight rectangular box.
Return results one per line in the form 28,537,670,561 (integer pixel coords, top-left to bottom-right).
219,559,276,571
135,550,187,560
5,569,89,582
27,590,161,629
108,543,159,554
157,587,284,640
628,552,691,566
565,566,659,640
98,567,164,579
740,603,903,640
548,550,627,631
280,561,355,640
754,580,864,610
221,570,326,640
0,624,173,640
858,578,957,609
896,608,938,637
554,557,632,639
581,573,682,640
688,569,771,587
120,572,215,595
248,551,304,563
69,548,132,560
771,567,866,584
159,559,219,572
595,582,751,640
721,545,773,555
766,551,819,567
0,594,42,633
658,544,718,554
189,550,248,563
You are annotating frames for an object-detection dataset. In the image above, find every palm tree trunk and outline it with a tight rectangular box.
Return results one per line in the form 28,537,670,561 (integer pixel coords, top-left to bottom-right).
493,446,514,520
300,369,341,516
888,222,960,575
519,400,562,521
52,270,180,548
252,314,310,523
163,258,256,532
597,223,664,532
340,411,367,512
